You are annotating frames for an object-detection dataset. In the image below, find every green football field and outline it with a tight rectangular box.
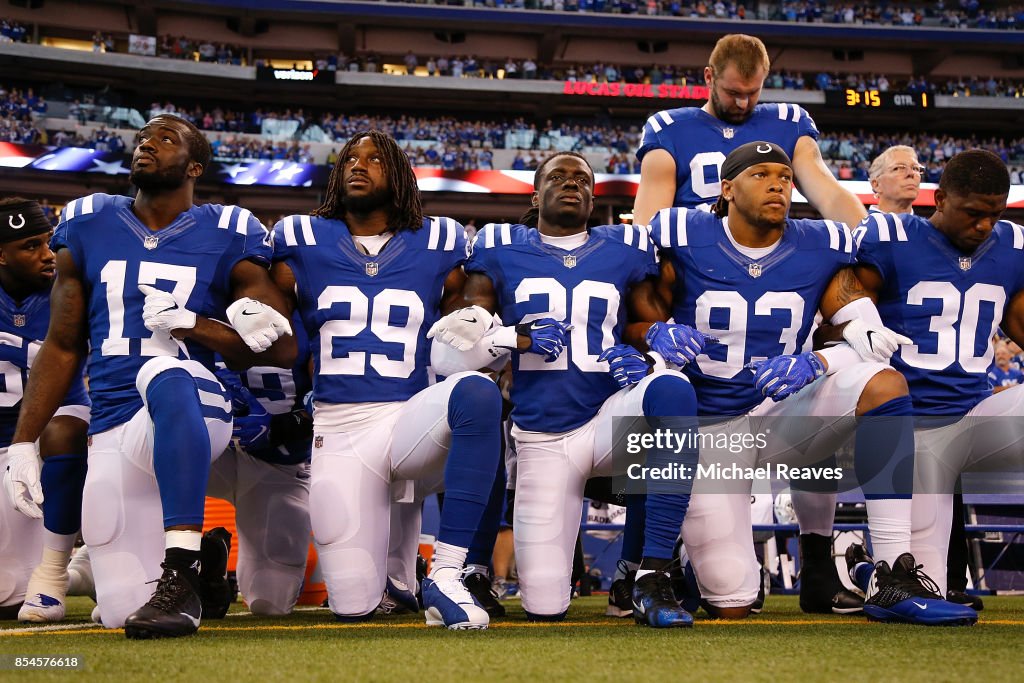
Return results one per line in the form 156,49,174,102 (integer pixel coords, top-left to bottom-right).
2,595,1023,681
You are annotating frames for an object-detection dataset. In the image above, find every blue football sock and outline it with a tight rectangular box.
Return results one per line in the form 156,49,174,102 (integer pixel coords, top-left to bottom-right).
146,368,211,528
465,454,507,567
855,396,915,501
641,374,699,561
438,375,502,549
621,495,646,565
40,453,88,536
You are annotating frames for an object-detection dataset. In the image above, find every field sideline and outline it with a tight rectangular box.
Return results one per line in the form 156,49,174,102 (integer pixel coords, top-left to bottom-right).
2,596,1023,681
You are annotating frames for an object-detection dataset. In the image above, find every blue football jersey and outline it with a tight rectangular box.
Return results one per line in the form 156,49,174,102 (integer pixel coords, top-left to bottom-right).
239,313,312,465
0,286,89,448
465,222,658,433
856,213,1024,415
988,365,1023,389
636,104,819,211
651,208,855,416
53,193,272,434
274,214,466,404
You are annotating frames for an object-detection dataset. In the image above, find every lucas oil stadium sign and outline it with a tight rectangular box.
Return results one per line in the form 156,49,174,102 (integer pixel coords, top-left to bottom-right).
562,81,709,100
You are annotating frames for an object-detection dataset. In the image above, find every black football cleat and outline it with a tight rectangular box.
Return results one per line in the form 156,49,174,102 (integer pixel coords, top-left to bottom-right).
750,566,770,614
946,589,984,612
124,564,202,639
199,527,234,619
632,571,693,628
864,554,978,626
798,533,863,615
463,571,505,618
605,560,635,618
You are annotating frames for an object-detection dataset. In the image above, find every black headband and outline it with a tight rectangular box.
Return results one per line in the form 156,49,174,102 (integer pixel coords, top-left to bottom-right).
0,200,51,243
719,141,793,182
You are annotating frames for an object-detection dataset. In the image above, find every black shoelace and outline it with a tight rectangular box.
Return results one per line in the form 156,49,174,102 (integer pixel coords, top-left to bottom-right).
145,568,191,612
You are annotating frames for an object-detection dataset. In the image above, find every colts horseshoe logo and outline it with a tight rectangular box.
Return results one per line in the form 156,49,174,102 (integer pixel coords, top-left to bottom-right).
756,144,773,154
8,213,25,230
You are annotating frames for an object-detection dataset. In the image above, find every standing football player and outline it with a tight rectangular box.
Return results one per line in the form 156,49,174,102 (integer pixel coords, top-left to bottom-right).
270,130,502,630
429,151,701,627
847,149,1023,623
6,114,296,638
645,142,976,625
632,34,868,615
0,198,90,621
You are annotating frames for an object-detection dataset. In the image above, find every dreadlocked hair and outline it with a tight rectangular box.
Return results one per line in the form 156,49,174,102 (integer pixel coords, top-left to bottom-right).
312,129,424,230
518,207,539,227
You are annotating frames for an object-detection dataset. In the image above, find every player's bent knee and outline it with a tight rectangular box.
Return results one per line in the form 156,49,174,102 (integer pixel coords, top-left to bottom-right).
319,546,383,617
703,604,753,620
135,356,192,400
448,372,502,427
858,366,909,413
243,568,304,616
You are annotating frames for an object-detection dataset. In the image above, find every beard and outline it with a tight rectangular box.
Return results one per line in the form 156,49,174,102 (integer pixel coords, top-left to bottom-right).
709,86,753,125
343,184,393,215
130,158,190,192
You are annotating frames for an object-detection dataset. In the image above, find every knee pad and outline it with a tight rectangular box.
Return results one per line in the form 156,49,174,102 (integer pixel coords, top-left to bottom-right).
318,545,383,618
518,546,572,616
81,471,124,548
240,567,303,616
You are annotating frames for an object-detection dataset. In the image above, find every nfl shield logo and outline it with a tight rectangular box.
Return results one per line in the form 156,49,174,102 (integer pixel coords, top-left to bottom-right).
959,257,972,271
12,314,25,327
365,262,379,277
723,128,735,139
748,263,762,278
314,435,323,449
143,236,159,250
563,255,577,269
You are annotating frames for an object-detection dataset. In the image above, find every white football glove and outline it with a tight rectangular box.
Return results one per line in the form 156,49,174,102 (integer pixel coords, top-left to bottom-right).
841,318,912,363
227,297,293,353
138,284,197,333
426,305,494,351
3,442,43,519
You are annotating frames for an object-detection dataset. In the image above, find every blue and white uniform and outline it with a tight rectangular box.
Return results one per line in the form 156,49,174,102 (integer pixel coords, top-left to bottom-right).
856,211,1024,594
463,221,697,617
652,207,890,607
53,193,265,627
637,104,818,211
0,286,89,610
274,214,501,620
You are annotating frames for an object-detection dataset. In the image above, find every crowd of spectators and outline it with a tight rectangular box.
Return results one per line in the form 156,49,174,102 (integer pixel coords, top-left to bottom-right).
379,0,1024,29
0,85,46,144
0,18,29,43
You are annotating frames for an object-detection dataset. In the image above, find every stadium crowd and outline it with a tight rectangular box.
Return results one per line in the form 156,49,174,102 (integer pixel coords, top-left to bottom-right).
376,0,1024,29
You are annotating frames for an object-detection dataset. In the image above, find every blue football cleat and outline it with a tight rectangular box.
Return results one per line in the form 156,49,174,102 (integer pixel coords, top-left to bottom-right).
864,553,978,626
632,571,694,628
422,570,489,631
377,576,419,615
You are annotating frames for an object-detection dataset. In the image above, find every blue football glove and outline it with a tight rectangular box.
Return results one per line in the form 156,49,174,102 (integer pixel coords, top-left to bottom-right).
515,317,571,363
214,367,249,414
645,322,719,367
231,389,272,451
597,344,652,388
746,352,825,402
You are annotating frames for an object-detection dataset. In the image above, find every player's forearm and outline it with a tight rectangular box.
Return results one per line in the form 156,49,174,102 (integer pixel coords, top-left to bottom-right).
623,321,655,349
178,317,297,369
13,342,83,444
